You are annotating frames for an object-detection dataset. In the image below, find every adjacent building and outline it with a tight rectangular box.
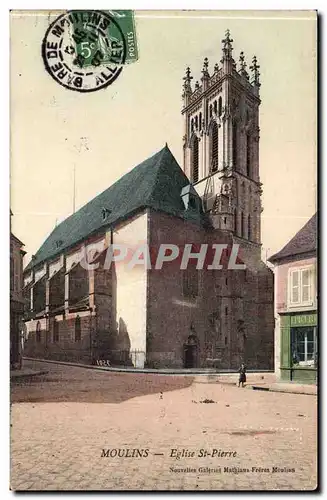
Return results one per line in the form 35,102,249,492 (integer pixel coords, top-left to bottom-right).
23,31,274,370
10,230,26,369
268,213,317,383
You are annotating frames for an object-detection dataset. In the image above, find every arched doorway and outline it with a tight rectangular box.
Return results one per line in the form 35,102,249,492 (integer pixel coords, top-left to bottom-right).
183,333,198,368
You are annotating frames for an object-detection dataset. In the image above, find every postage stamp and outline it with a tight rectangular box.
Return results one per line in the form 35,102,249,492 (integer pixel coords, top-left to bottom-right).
42,10,137,92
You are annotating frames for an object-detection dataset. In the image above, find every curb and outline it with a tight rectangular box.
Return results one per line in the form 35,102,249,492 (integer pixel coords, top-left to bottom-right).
22,358,206,376
22,358,274,377
249,385,317,396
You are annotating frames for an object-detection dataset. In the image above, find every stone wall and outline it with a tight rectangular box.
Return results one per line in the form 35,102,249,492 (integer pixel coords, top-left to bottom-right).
24,313,93,363
146,210,274,370
146,210,246,369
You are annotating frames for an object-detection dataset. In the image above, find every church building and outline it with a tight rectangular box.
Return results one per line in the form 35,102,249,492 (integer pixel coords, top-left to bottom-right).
23,30,274,370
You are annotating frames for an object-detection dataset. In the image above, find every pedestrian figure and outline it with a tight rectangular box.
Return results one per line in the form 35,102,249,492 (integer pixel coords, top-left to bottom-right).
238,363,246,387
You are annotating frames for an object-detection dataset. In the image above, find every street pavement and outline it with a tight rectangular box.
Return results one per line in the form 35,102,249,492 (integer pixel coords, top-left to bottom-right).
10,360,317,491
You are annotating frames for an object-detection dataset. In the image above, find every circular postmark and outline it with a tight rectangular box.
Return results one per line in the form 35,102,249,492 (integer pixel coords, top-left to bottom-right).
42,10,127,92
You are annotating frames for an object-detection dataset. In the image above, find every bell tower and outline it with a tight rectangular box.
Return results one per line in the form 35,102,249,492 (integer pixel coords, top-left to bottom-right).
182,30,262,248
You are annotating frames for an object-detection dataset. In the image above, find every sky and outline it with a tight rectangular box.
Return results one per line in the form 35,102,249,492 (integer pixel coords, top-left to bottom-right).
10,10,317,265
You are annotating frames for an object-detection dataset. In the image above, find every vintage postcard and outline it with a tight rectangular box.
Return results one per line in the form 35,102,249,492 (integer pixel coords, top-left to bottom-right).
10,10,317,491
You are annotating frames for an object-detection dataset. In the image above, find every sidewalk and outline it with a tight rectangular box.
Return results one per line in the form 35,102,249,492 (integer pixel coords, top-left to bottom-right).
196,373,317,395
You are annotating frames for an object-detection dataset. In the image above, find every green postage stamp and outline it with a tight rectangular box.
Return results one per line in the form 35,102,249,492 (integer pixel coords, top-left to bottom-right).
42,10,138,92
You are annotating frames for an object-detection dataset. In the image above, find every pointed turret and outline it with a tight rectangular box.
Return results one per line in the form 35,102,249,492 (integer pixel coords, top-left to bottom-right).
220,29,235,74
201,57,210,90
221,29,234,62
182,66,193,105
249,56,260,87
239,51,249,80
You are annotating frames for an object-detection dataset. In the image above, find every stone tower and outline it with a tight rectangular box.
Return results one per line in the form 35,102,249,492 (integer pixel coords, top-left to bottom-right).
182,30,262,254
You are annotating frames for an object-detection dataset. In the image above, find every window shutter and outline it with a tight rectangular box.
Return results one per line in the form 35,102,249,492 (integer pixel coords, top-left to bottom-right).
301,269,311,303
291,270,300,303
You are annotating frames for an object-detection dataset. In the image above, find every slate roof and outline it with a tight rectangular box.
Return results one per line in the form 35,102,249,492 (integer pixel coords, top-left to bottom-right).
268,213,317,263
25,145,209,272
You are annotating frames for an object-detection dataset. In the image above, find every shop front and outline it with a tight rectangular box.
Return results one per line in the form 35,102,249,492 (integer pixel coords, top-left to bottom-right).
280,312,317,384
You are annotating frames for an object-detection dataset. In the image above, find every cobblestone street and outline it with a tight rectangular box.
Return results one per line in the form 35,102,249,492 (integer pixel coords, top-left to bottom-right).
11,361,317,491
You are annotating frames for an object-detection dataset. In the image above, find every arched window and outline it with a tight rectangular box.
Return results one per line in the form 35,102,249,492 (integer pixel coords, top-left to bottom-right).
241,181,245,200
210,122,218,172
209,104,213,118
199,112,202,131
246,133,251,177
191,136,199,183
213,100,217,115
241,212,244,238
191,118,194,131
232,121,238,168
53,319,59,343
36,321,41,343
234,208,238,234
248,214,251,240
195,115,198,129
218,97,222,116
75,315,81,342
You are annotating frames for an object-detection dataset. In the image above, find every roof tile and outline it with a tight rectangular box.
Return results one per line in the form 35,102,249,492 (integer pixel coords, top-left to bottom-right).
268,213,317,262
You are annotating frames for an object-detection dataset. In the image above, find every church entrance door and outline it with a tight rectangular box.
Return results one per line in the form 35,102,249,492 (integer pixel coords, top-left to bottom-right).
183,334,198,368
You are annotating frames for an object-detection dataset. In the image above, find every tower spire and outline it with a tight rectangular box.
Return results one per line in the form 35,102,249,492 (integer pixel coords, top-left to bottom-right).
201,57,210,90
221,29,234,62
182,66,193,98
249,56,260,87
201,57,209,78
239,51,249,80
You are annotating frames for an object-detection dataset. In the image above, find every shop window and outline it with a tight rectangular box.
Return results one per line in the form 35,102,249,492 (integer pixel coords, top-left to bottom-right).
289,267,313,306
291,327,317,366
